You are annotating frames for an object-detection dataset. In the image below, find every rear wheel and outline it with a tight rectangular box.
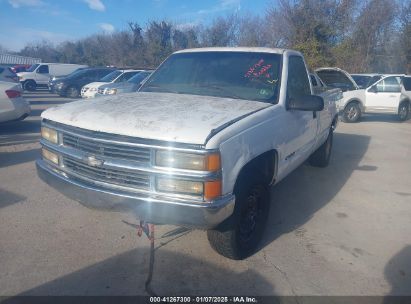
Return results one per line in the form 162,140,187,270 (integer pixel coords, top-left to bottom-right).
66,86,79,98
342,102,361,123
207,175,270,260
23,80,36,91
398,102,410,121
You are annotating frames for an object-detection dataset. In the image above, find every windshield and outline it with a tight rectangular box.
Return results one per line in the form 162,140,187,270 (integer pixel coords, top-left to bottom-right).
140,52,282,103
351,75,371,88
26,64,39,72
352,75,382,89
100,70,122,82
66,69,88,79
128,71,152,84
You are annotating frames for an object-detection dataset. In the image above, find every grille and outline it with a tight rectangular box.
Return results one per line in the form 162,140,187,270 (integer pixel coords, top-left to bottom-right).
63,156,150,191
97,88,105,94
62,133,151,164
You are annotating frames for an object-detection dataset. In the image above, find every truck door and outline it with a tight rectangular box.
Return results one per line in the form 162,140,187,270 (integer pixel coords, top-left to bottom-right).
35,64,50,85
283,55,318,169
365,76,402,112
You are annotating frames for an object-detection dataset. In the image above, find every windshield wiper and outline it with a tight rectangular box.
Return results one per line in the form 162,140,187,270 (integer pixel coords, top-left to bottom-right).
141,84,182,94
195,84,242,99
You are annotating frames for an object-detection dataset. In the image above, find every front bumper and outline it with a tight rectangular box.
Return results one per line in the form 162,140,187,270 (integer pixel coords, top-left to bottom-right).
36,160,235,229
81,90,97,98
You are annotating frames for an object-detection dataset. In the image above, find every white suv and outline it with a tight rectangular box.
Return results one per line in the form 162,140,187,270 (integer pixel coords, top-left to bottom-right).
316,68,410,122
81,69,140,98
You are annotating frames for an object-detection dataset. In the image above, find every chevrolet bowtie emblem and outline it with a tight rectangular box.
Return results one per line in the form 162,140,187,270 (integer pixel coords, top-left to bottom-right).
85,155,104,167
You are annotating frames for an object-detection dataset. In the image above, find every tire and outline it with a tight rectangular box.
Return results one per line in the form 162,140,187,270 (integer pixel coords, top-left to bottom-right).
398,102,410,121
207,175,270,260
66,86,79,98
342,102,361,123
23,80,36,91
309,129,333,168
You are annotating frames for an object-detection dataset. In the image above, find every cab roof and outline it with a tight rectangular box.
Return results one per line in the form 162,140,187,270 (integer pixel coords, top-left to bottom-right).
174,47,289,55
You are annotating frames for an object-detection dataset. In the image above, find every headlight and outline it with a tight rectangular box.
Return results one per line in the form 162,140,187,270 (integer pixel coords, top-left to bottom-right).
105,88,117,95
155,151,220,171
156,178,203,196
56,83,63,89
42,147,59,165
41,126,58,144
156,178,222,200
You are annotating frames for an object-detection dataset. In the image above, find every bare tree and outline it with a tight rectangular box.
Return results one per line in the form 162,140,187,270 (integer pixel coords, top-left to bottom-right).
201,14,239,47
266,0,357,68
349,0,397,72
145,21,173,66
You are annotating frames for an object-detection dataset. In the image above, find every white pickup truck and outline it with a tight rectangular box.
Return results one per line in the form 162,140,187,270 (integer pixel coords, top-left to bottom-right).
316,68,410,122
37,47,340,259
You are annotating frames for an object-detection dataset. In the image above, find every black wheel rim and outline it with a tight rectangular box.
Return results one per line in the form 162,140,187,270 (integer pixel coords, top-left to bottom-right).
238,186,264,243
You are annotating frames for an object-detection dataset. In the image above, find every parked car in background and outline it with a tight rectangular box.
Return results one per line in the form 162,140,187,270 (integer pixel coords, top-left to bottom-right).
96,70,153,97
48,68,87,92
81,69,141,98
10,64,31,74
0,66,19,83
53,67,115,98
317,68,409,122
18,63,88,91
402,75,411,96
0,81,30,123
351,73,382,89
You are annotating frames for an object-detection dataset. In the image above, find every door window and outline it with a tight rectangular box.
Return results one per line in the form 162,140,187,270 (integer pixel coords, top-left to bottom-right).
37,65,49,74
287,56,311,100
375,76,401,93
402,77,411,91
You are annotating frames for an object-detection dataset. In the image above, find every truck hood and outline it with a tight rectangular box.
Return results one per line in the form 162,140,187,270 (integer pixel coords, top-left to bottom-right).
101,81,132,90
41,92,271,145
315,68,359,91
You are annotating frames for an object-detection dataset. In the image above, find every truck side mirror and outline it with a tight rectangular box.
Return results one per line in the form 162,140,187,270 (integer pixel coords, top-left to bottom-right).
288,95,324,112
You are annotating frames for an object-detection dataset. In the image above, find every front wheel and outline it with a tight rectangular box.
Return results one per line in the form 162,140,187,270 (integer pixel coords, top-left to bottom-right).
23,80,36,91
66,86,79,98
342,102,361,123
398,102,410,121
207,176,270,260
309,129,333,168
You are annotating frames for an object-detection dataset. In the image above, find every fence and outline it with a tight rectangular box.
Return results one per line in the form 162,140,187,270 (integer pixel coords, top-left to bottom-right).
0,53,41,65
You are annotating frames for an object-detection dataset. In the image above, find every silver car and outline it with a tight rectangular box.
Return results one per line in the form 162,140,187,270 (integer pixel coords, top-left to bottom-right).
96,70,153,97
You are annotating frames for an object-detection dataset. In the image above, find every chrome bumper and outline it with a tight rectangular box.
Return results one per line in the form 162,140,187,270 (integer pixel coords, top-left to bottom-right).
36,160,235,229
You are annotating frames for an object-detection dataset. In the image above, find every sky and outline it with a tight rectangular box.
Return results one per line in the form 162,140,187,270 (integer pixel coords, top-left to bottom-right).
0,0,274,52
